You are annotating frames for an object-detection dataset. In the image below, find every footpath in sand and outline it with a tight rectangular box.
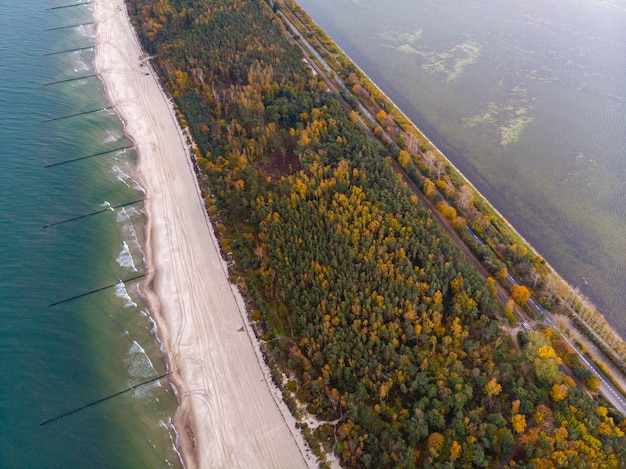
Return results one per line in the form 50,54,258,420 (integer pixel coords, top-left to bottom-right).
93,0,312,467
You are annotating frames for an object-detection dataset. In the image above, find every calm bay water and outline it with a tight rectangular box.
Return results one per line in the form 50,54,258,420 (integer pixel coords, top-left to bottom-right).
0,2,178,466
296,0,626,335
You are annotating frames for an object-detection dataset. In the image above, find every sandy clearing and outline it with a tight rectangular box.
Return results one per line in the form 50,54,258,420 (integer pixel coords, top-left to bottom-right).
93,1,313,467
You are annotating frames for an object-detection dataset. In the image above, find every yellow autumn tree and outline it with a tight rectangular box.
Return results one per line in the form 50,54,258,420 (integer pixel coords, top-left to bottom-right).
511,284,531,305
537,345,557,360
511,400,521,414
449,440,462,462
512,413,527,434
550,383,569,402
423,178,436,198
397,150,411,170
485,377,502,400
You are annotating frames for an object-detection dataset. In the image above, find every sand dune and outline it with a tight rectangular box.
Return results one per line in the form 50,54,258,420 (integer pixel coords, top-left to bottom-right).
93,0,312,466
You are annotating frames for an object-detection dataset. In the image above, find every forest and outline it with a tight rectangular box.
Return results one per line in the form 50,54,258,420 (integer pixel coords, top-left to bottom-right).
127,0,626,466
277,0,626,376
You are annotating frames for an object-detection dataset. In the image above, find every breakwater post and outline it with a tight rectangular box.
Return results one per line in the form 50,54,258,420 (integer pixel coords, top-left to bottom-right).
43,22,94,32
46,2,92,10
43,74,99,86
49,272,149,307
43,198,145,228
40,372,171,426
43,46,94,57
45,145,134,168
41,106,113,123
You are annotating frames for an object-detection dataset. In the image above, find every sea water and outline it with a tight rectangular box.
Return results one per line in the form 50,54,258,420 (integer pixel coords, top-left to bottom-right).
296,0,626,336
0,1,179,466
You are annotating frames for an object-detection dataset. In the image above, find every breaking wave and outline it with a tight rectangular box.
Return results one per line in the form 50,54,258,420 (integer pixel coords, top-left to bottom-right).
111,164,145,193
116,241,138,272
115,281,137,308
126,340,158,379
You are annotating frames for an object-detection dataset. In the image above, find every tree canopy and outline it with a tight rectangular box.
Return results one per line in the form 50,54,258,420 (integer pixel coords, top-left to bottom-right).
128,0,626,466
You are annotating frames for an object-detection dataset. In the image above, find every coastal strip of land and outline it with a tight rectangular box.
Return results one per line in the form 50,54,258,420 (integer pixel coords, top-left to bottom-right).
92,0,313,467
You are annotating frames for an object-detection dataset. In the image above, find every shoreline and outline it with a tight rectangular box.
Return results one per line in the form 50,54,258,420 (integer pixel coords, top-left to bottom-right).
93,0,314,467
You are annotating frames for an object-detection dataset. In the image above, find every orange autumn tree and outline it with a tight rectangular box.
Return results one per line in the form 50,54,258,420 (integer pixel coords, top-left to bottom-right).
511,284,531,306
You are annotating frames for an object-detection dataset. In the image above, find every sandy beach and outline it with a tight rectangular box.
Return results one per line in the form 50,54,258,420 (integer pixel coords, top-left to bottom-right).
93,0,312,467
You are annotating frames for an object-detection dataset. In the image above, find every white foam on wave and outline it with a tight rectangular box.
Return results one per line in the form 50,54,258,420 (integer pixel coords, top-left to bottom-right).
147,313,161,344
167,416,183,467
111,165,131,188
126,281,141,300
116,207,145,270
117,207,141,243
148,314,158,335
71,49,90,72
126,340,158,379
103,129,122,143
76,21,95,40
116,206,133,224
126,340,161,400
115,281,137,308
137,309,164,353
160,417,182,468
111,165,146,193
133,179,146,194
116,241,138,271
113,148,128,159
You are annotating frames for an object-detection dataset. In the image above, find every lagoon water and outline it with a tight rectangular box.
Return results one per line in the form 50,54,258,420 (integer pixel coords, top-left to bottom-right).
0,1,178,466
296,0,626,335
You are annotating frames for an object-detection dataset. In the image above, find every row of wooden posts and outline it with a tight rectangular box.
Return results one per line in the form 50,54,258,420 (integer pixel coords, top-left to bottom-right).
40,1,169,427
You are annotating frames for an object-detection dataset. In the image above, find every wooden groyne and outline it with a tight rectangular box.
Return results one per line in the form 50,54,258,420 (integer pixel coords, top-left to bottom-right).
43,46,94,57
41,106,113,123
49,272,149,308
40,372,171,426
43,22,94,32
45,145,135,168
47,2,92,10
43,198,145,228
43,73,98,86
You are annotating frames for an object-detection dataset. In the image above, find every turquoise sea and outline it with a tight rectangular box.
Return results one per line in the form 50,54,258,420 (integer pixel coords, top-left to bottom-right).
296,0,626,336
0,2,178,466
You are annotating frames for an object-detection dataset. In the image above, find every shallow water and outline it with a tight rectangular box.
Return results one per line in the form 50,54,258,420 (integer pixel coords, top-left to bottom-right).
296,0,626,336
0,1,179,466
